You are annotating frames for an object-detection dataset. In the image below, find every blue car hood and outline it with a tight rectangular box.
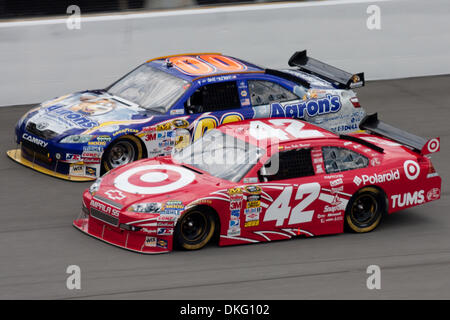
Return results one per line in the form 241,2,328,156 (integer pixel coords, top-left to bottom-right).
22,91,156,138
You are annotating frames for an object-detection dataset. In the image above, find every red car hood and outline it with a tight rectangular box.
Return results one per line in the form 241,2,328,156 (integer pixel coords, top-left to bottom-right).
94,156,230,208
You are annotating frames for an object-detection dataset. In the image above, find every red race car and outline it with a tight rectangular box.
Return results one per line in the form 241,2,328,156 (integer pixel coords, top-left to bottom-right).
73,114,441,253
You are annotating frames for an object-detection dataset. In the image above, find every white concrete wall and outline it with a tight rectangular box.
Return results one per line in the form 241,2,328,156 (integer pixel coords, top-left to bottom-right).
0,0,449,106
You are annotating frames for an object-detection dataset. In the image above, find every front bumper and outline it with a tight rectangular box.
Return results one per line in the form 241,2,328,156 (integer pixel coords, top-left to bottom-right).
7,148,96,182
73,200,173,254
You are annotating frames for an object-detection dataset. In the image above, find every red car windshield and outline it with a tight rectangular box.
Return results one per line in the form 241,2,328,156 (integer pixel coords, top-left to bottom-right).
173,129,264,182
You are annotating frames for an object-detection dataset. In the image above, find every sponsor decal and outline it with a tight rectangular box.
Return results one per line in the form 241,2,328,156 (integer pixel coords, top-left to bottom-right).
244,207,260,227
156,239,168,249
90,200,120,217
228,187,243,195
144,236,157,247
243,177,258,184
354,169,400,186
66,153,81,161
315,164,324,174
246,200,260,209
83,146,103,152
45,105,98,128
157,228,174,236
36,122,49,130
323,195,346,213
88,141,106,146
170,109,184,116
156,123,172,131
330,178,343,187
157,221,175,228
112,128,139,137
70,164,85,176
391,190,425,209
427,188,440,201
244,185,262,194
95,135,111,142
270,94,342,118
230,200,242,210
330,186,344,194
105,189,126,201
371,158,381,166
172,119,189,128
22,133,48,148
353,176,362,186
85,166,97,177
227,226,241,236
114,164,195,195
425,138,440,153
404,160,420,180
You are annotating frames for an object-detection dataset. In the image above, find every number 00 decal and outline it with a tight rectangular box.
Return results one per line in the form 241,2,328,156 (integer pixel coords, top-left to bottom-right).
264,183,321,226
168,55,247,76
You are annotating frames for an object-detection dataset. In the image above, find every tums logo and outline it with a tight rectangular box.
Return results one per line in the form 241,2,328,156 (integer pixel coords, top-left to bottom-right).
391,190,424,209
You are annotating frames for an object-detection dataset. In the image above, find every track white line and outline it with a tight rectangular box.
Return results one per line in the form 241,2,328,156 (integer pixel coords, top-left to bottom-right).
0,0,392,28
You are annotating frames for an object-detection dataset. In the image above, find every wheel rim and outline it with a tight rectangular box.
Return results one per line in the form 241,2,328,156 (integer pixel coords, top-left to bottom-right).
180,211,208,243
350,194,378,226
107,141,135,168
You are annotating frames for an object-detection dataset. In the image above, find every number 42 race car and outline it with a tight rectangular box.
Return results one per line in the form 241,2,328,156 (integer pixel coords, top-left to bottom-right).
8,50,365,181
73,114,441,253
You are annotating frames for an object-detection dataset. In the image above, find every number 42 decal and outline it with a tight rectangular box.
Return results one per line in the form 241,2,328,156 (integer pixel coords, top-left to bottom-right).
263,183,321,226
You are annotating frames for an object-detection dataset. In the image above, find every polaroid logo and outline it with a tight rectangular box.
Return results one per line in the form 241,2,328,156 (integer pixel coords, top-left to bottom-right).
353,176,362,186
356,170,400,186
22,133,48,148
391,190,425,209
271,94,341,119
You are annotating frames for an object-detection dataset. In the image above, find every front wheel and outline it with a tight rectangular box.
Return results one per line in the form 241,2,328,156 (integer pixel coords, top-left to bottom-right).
345,187,385,233
102,136,143,173
174,208,216,250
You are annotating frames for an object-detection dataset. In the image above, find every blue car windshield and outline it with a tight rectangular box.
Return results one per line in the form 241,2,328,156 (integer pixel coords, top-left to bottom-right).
108,64,189,114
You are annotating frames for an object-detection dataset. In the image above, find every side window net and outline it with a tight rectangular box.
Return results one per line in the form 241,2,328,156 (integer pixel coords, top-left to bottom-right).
248,80,298,106
261,149,314,182
322,147,369,174
186,81,241,113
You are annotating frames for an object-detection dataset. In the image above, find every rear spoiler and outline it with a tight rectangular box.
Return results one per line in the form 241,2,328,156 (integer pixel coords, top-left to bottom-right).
288,50,364,89
359,113,440,155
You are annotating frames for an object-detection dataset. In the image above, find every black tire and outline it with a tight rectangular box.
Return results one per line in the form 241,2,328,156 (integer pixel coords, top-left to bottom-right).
101,136,143,173
174,208,216,250
345,187,386,233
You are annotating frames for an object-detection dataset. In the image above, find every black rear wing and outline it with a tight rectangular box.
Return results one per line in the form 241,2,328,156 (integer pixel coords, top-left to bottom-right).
288,50,364,89
359,113,440,155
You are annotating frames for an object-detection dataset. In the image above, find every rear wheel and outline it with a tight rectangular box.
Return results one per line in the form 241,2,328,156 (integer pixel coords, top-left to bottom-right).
102,136,143,172
345,187,385,233
175,208,216,250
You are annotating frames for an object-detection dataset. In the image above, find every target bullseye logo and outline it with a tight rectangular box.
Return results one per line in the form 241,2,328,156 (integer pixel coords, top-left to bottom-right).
426,138,440,153
114,164,195,195
404,160,420,180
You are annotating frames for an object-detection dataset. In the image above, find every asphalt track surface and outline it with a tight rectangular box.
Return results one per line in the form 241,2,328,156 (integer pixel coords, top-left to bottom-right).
0,75,449,299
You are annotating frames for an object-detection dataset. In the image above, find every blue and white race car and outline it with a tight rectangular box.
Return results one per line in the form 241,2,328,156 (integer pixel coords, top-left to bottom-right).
8,50,366,181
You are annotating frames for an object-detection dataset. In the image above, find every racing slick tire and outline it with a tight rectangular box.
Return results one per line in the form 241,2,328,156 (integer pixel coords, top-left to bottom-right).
345,187,386,233
102,136,144,173
174,207,216,250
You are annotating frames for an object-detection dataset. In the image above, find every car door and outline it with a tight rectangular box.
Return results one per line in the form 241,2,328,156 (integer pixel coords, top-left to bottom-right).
183,80,255,142
236,147,324,240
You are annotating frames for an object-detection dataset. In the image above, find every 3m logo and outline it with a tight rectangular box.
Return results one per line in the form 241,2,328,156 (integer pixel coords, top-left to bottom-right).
353,176,362,186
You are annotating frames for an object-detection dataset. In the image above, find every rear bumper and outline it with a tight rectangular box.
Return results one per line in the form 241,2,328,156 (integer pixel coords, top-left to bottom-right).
73,212,172,254
7,148,96,182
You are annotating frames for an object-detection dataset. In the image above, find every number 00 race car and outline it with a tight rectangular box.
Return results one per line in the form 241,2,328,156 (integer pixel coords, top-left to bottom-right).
73,114,441,253
8,50,365,181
